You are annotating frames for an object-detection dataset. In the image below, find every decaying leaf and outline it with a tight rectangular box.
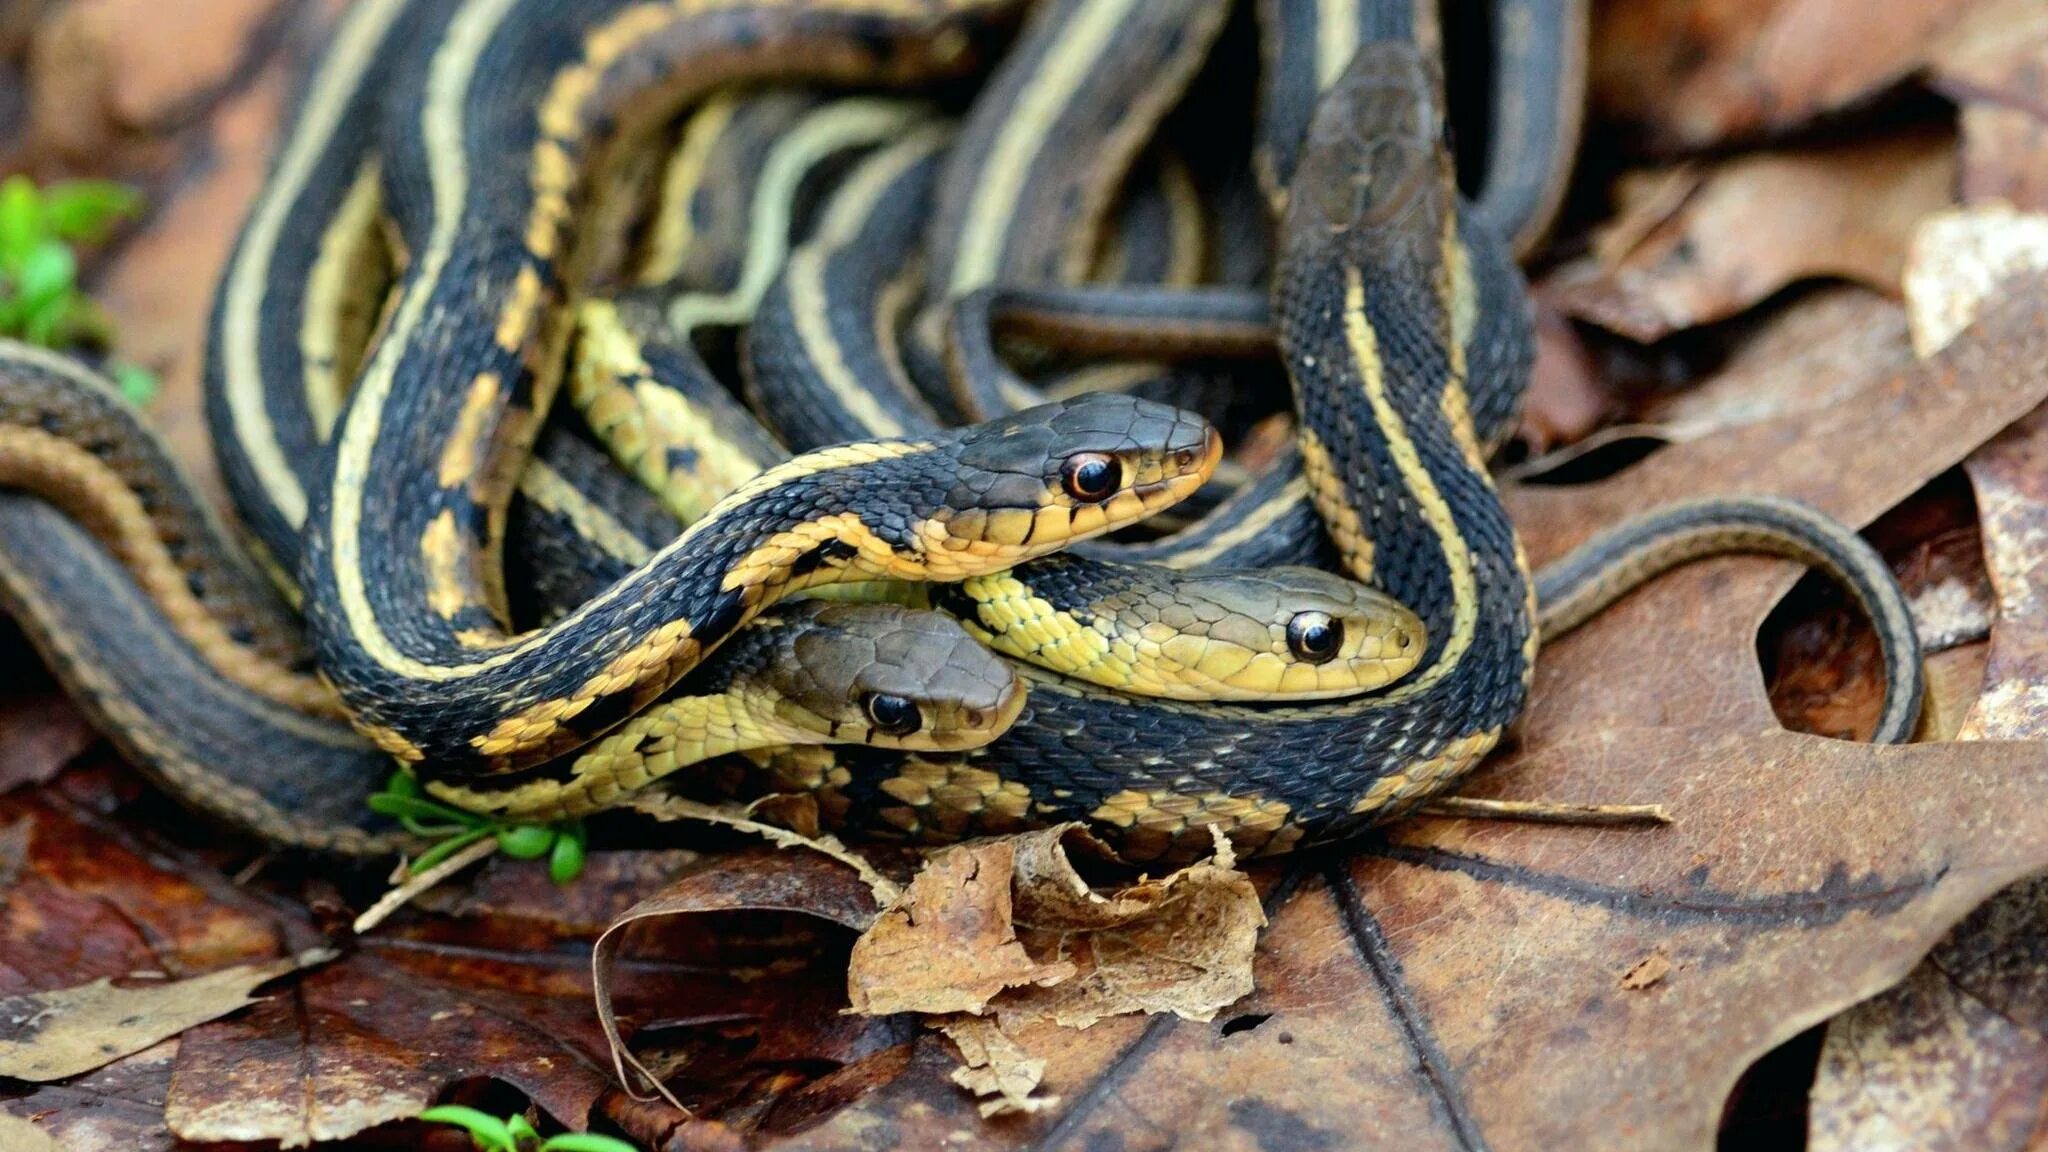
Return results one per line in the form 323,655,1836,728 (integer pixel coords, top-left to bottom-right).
1806,338,2048,1151
0,949,330,1082
0,1108,61,1151
1928,0,2048,211
592,847,885,1114
940,1016,1057,1118
0,689,94,796
847,825,1263,1030
846,832,1075,1019
1590,0,1979,150
1904,205,2048,355
165,941,622,1147
0,763,302,994
1546,130,1955,342
0,1042,179,1152
0,762,319,1144
628,788,901,905
764,274,2048,1152
409,847,706,941
1810,875,2048,1152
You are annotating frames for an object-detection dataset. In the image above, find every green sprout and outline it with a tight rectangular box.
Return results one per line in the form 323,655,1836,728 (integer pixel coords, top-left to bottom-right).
0,174,156,404
417,1105,639,1152
368,770,589,884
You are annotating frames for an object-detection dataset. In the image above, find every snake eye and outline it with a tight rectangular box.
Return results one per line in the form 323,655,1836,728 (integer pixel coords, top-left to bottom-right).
1061,453,1121,503
1286,611,1343,664
864,692,922,737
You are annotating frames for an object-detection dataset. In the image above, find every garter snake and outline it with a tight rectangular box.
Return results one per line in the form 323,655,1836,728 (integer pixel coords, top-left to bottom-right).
730,131,1427,700
0,345,1029,847
757,39,1923,861
8,2,1925,861
560,114,1428,704
207,0,1414,838
303,0,1226,790
921,0,1573,573
313,92,1409,710
206,0,688,611
1256,0,1587,255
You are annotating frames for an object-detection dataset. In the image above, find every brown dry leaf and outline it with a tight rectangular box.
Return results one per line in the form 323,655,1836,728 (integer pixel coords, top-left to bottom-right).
1929,0,2048,210
164,941,626,1147
0,948,330,1082
1810,875,2048,1152
1545,130,1956,342
940,1015,1057,1118
847,832,1075,1019
1641,287,1913,442
1510,287,1912,486
1956,106,2048,210
1960,407,2048,737
0,691,94,795
762,274,2048,1152
1519,304,1613,453
591,847,885,1115
847,825,1263,1029
0,1110,61,1152
1590,0,1981,150
996,826,1261,1028
1806,358,2048,1151
1905,205,2048,355
0,1043,179,1152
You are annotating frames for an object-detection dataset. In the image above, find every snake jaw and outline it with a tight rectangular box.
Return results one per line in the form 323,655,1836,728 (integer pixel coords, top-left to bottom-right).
932,394,1220,564
1144,419,1224,510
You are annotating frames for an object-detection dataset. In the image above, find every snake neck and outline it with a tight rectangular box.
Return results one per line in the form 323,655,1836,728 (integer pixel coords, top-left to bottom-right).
1278,237,1534,703
425,692,817,824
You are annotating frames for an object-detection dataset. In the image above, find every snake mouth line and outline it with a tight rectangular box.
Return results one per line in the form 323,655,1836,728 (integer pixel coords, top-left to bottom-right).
1147,424,1225,508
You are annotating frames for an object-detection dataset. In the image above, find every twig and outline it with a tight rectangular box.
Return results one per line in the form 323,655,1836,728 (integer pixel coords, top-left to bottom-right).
1417,796,1673,826
351,837,500,935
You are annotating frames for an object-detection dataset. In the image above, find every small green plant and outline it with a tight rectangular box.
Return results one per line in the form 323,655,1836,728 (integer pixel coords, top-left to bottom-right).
368,770,589,883
417,1105,639,1152
0,174,155,403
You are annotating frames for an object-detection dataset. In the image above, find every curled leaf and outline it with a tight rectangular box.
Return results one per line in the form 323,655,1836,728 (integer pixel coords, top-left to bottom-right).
846,825,1264,1029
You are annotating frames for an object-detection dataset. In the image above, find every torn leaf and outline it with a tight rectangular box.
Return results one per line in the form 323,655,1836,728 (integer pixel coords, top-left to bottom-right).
939,1015,1058,1118
0,950,331,1082
847,825,1263,1029
1548,131,1955,342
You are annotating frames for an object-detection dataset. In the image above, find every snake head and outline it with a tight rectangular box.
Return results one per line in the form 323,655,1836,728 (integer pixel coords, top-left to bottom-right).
934,393,1220,565
1157,566,1428,700
1280,40,1453,265
773,601,1026,751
